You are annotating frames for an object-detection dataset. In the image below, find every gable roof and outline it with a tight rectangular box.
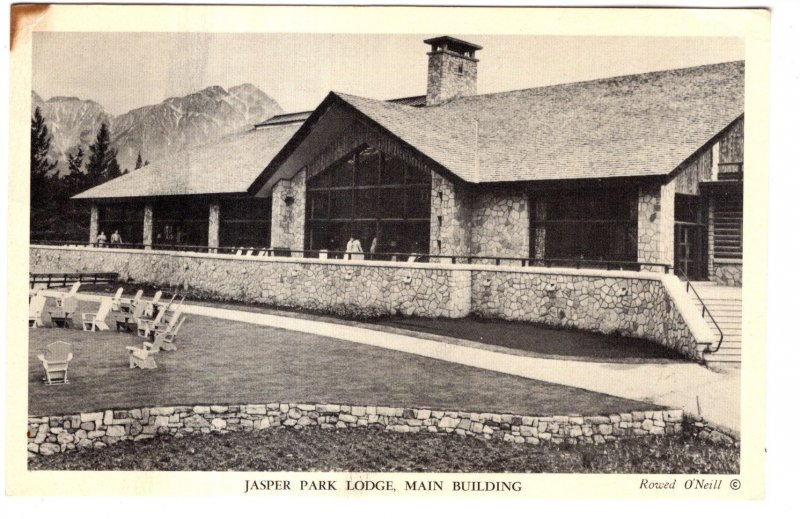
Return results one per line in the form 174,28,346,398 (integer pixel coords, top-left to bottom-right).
317,61,744,183
73,123,300,200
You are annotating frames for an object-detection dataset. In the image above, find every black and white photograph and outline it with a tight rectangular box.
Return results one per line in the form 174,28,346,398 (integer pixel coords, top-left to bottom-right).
6,3,771,499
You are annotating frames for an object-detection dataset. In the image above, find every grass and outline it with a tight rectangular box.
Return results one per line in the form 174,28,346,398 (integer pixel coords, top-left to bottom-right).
27,427,739,473
29,299,658,417
79,283,686,363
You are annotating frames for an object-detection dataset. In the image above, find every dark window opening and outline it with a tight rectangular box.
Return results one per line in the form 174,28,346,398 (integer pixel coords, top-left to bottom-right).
530,189,638,263
97,203,143,245
713,190,743,260
153,200,208,247
220,197,272,248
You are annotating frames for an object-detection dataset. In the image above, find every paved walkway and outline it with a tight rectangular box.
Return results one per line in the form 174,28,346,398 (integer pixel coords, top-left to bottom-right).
75,293,741,433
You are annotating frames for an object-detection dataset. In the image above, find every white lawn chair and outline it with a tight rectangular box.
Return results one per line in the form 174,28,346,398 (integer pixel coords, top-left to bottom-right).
37,341,73,384
126,342,158,369
110,288,124,312
82,297,113,331
29,295,47,328
119,289,144,313
144,290,163,317
137,294,176,337
153,315,187,351
48,295,78,328
116,295,147,332
142,297,183,340
235,249,243,256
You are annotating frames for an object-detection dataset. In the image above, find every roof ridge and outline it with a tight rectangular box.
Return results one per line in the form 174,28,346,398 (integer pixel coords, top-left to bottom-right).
440,59,745,105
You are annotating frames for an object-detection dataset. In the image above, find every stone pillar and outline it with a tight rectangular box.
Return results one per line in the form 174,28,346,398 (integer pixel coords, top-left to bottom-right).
208,201,220,252
637,180,674,271
533,199,547,260
143,203,153,250
89,204,99,244
270,170,306,256
430,171,470,262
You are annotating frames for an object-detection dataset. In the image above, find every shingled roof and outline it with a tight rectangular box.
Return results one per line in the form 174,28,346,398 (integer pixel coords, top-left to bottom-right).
73,123,300,200
326,61,744,183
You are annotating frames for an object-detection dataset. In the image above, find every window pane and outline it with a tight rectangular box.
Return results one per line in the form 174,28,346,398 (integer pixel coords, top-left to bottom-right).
330,190,353,219
406,163,430,185
354,188,381,219
310,192,329,220
383,154,405,185
355,147,381,186
329,155,354,187
380,188,404,218
405,186,431,218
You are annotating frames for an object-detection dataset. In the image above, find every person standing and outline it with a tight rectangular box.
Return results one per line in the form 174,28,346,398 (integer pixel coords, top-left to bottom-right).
369,236,378,260
96,231,107,247
346,235,363,260
110,229,122,247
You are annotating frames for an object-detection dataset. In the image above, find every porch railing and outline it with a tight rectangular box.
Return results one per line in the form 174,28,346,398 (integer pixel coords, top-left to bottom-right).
675,267,724,354
31,240,672,274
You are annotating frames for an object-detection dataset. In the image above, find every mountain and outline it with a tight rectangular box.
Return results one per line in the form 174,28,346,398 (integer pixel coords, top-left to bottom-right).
31,84,283,173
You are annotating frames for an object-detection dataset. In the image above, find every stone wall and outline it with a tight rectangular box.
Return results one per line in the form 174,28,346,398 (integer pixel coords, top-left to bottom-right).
711,262,743,287
430,172,471,259
270,170,306,253
471,270,704,360
29,246,709,359
469,188,529,262
637,179,674,268
30,246,471,319
27,402,683,457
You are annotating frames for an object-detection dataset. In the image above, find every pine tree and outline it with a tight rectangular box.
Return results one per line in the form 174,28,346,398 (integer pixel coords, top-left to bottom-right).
65,146,86,194
86,122,119,184
135,151,144,170
30,107,59,240
30,107,58,201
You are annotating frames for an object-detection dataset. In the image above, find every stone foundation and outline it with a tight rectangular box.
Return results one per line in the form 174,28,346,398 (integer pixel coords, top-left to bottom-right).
711,262,742,287
27,402,683,457
29,245,709,360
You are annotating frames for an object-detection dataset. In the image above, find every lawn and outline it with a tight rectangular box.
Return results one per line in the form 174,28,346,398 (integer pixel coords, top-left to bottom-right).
29,300,657,417
27,426,739,473
80,283,686,363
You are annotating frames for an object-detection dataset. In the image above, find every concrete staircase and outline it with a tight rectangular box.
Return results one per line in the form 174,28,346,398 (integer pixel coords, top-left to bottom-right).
688,282,742,365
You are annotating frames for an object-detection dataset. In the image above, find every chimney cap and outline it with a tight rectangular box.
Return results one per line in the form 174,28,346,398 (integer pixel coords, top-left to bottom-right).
423,36,483,53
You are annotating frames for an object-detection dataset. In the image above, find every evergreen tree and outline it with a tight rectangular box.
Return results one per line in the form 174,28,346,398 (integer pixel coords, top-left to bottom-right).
30,107,59,240
65,146,86,195
135,151,144,170
30,107,58,201
86,122,119,183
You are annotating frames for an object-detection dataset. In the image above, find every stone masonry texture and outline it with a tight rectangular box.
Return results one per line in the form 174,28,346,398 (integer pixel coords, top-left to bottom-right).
27,402,684,457
30,246,704,360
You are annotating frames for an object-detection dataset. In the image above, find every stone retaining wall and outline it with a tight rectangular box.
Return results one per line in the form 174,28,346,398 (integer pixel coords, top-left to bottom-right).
29,245,707,360
27,402,684,457
472,271,703,360
711,262,743,287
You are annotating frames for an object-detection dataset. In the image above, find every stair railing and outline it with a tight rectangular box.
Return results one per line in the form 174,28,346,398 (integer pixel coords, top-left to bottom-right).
674,268,724,354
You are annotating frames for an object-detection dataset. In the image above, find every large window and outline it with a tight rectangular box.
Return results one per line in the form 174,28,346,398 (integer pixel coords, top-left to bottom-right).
98,203,143,245
531,189,638,262
306,146,431,257
713,189,743,260
220,197,271,248
153,200,208,247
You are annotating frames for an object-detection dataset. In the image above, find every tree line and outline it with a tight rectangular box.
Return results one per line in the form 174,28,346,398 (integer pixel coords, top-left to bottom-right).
30,107,147,241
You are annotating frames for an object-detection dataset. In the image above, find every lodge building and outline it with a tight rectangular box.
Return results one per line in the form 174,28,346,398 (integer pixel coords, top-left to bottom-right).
74,36,744,286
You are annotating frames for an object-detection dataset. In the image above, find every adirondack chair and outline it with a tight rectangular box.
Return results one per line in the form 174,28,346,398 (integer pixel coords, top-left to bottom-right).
126,342,158,369
119,289,144,314
48,295,78,328
81,297,113,331
257,249,267,257
143,290,163,317
143,297,183,340
137,294,176,337
109,288,124,312
153,315,186,351
37,341,73,384
245,248,254,256
116,295,147,332
29,294,47,328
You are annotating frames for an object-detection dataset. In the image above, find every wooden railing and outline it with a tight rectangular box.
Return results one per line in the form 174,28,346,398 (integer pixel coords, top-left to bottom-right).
30,271,118,289
31,240,672,273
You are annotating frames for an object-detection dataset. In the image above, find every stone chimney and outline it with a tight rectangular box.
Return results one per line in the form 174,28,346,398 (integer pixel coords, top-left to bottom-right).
424,36,482,106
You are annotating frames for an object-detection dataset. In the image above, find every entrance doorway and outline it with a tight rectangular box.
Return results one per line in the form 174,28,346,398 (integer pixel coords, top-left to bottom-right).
674,194,708,280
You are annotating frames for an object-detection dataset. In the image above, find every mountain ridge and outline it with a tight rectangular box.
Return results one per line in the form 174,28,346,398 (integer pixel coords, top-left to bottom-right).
31,84,283,174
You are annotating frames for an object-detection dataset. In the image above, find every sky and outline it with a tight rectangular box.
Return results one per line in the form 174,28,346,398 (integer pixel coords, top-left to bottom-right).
32,33,744,116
